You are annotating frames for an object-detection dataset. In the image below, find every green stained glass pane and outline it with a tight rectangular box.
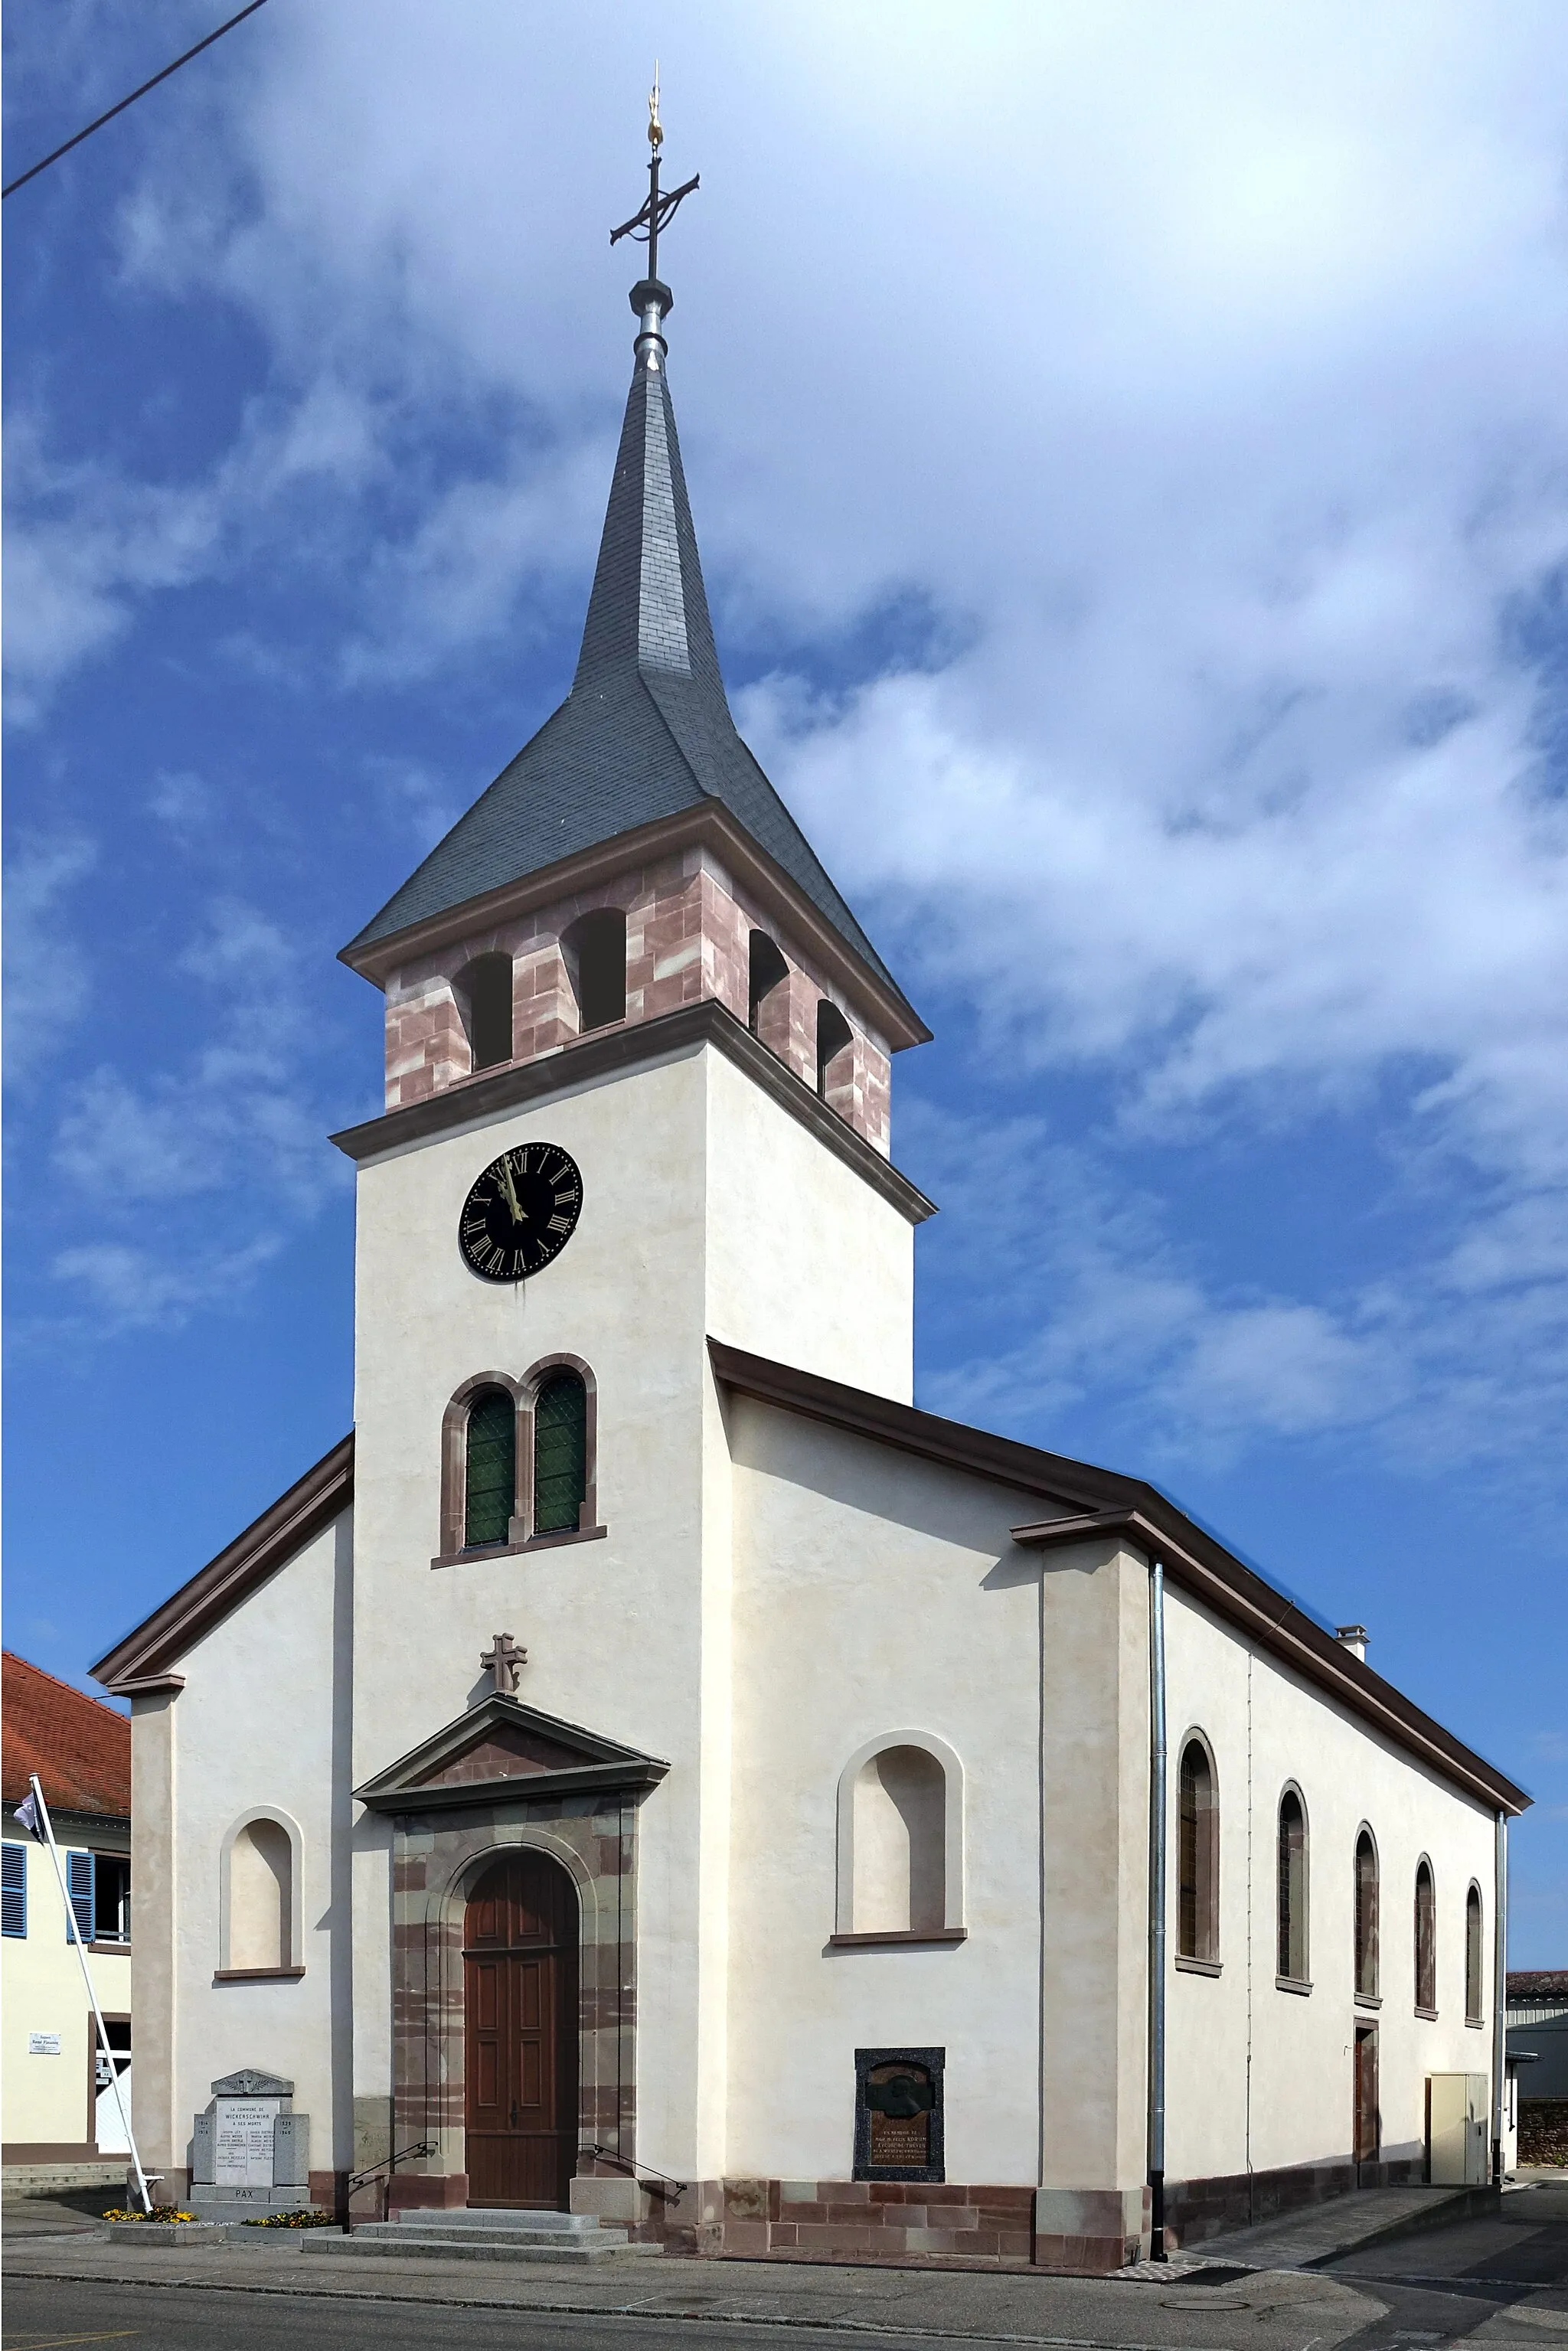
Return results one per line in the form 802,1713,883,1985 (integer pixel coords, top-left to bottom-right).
534,1374,586,1535
465,1389,515,1548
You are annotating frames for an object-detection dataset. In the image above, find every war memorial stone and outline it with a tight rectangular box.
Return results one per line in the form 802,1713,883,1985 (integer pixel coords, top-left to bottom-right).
188,2069,312,2219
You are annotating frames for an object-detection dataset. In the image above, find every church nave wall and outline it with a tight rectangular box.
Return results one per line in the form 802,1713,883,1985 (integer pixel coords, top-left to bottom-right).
139,1507,352,2200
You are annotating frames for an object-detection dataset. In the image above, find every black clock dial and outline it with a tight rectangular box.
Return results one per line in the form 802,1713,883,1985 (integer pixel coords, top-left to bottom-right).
459,1142,583,1283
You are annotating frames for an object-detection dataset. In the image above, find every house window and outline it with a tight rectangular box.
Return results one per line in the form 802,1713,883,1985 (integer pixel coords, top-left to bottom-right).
455,953,514,1073
815,1000,854,1103
1177,1736,1218,1963
1465,1883,1484,2023
1354,1827,1380,2000
2,1842,25,1938
222,1814,298,1974
93,1855,131,1944
1415,1858,1436,2013
564,909,627,1033
465,1386,517,1549
1277,1787,1309,1984
534,1370,587,1535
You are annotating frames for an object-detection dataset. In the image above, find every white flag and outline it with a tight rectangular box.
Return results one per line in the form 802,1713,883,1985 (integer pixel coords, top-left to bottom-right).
13,1791,41,1838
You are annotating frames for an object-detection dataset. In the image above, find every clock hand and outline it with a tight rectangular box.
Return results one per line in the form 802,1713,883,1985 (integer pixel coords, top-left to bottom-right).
498,1157,527,1224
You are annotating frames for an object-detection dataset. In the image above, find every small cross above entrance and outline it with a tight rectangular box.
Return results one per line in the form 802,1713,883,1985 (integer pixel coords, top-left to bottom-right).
481,1633,526,1696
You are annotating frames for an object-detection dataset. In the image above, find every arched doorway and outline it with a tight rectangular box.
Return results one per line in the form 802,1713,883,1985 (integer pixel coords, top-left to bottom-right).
463,1850,580,2209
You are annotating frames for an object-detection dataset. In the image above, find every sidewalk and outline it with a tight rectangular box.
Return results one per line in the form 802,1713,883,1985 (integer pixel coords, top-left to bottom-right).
3,2222,1378,2349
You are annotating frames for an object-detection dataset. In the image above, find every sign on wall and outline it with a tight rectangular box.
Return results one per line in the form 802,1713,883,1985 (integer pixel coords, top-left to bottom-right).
28,2031,62,2055
854,2046,945,2183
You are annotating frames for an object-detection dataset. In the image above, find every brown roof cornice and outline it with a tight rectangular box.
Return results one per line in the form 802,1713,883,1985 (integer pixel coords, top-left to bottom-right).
707,1342,1530,1819
330,998,937,1228
90,1435,353,1694
339,802,931,1055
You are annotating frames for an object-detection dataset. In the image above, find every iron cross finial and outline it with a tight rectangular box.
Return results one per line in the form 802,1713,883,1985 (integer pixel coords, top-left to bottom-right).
481,1632,526,1696
610,72,698,289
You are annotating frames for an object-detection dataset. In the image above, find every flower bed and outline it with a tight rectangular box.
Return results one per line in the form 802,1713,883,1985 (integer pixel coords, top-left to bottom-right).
102,2206,198,2224
244,2209,338,2227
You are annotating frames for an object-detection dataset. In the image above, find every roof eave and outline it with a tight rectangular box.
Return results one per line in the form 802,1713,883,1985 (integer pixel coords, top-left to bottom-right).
91,1435,354,1693
338,800,930,1053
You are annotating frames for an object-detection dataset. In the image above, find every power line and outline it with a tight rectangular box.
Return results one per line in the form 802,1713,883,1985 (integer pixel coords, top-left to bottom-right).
3,1,270,201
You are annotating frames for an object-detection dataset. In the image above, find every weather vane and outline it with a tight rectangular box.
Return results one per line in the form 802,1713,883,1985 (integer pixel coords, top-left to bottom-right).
609,64,699,286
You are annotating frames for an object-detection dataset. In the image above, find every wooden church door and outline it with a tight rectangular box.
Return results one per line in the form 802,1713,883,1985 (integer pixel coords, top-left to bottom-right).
463,1850,579,2208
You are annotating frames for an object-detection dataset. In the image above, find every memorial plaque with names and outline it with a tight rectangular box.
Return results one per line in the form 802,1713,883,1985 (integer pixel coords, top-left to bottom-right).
853,2046,945,2183
214,2095,281,2188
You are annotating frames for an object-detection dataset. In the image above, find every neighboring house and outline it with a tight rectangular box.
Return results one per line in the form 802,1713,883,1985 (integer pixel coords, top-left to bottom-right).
94,221,1529,2264
2,1653,132,2185
1508,1970,1568,2167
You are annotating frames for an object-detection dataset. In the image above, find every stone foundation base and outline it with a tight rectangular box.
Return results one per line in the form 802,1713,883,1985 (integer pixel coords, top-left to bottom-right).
664,2178,1045,2266
1167,2155,1425,2247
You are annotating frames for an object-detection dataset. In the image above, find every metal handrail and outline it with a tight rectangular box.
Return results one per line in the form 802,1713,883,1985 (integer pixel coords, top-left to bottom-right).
348,2138,435,2192
577,2142,688,2202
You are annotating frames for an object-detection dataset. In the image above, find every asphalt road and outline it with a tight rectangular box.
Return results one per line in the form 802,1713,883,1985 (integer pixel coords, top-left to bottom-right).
5,2183,1564,2351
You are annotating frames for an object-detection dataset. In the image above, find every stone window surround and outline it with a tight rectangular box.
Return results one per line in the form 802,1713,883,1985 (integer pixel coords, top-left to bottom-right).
386,1801,640,2208
834,1729,965,1941
218,1805,305,1974
436,1356,600,1567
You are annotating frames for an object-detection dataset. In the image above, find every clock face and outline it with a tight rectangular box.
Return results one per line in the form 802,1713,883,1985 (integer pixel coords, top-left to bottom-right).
459,1141,583,1283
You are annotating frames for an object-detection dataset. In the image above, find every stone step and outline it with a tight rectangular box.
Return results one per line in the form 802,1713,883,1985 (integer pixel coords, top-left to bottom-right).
386,2209,609,2233
301,2229,661,2264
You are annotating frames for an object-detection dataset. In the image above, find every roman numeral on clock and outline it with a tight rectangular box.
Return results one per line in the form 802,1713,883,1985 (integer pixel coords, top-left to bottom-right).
459,1141,583,1283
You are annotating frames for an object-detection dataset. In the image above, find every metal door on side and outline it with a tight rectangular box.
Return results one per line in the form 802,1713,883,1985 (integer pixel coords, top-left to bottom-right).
463,1850,579,2209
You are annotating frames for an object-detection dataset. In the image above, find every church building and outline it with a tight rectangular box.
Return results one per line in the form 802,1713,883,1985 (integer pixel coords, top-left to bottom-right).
94,127,1528,2271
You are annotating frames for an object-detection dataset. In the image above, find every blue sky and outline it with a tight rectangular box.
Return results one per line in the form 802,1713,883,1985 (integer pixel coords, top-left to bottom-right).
5,2,1566,1960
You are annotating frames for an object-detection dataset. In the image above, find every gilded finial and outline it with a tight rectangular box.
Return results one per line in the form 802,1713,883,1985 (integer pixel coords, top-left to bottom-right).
648,65,663,150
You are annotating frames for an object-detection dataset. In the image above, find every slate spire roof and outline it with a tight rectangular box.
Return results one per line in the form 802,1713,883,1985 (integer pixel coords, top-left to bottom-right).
346,277,905,1004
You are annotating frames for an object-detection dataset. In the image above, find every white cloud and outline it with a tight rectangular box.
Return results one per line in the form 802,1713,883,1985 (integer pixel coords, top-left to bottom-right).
13,2,1568,1455
3,833,97,1079
51,1236,285,1333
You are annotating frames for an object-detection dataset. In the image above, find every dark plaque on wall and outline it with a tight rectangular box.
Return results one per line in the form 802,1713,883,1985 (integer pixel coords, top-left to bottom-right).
853,2046,945,2183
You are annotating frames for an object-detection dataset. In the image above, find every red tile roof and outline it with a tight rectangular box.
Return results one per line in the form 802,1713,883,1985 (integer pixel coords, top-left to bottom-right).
1509,1970,1568,2002
3,1652,131,1819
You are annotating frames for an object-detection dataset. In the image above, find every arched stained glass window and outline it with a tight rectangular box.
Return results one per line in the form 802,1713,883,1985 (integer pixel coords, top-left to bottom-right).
1465,1883,1484,2023
1278,1788,1308,1984
1354,1828,1380,2000
464,1387,516,1549
534,1372,586,1536
1415,1860,1436,2013
1178,1738,1218,1962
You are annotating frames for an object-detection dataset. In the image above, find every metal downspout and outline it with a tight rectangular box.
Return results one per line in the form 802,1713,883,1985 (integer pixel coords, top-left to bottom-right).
1148,1557,1168,2260
1493,1811,1508,2183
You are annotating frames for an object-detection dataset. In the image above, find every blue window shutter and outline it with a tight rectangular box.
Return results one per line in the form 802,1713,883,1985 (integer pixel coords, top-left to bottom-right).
66,1849,94,1945
1,1843,24,1938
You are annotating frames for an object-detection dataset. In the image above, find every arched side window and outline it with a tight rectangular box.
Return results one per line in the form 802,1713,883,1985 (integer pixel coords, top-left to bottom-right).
834,1731,964,1942
1354,1827,1380,2000
219,1808,303,1976
564,909,627,1033
1277,1786,1309,1985
534,1370,587,1535
466,1386,517,1549
1465,1882,1484,2023
455,953,514,1073
439,1372,524,1559
748,930,789,1037
1414,1858,1436,2015
1177,1734,1219,1964
815,1000,854,1105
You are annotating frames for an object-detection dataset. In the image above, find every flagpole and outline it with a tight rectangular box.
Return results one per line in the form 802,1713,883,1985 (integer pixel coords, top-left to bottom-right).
26,1773,152,2213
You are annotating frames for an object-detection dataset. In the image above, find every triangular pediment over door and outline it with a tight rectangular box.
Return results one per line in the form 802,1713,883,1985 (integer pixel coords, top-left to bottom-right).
354,1693,670,1813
